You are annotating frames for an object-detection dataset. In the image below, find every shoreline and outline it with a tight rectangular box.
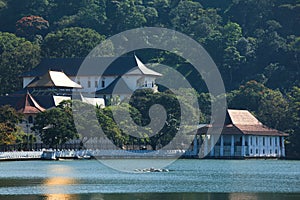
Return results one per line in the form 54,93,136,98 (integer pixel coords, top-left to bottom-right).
1,150,298,161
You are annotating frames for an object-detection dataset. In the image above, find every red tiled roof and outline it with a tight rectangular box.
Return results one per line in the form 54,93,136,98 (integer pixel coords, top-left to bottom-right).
197,109,288,136
16,93,45,114
234,124,288,136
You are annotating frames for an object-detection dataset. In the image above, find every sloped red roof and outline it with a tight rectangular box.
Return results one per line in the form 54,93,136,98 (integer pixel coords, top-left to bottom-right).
198,109,288,136
16,93,45,114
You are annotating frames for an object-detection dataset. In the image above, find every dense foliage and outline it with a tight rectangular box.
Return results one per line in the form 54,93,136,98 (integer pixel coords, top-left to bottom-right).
0,0,299,157
0,105,25,145
32,101,79,148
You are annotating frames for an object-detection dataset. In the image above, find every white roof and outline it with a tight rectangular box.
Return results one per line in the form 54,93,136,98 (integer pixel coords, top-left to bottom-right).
80,94,105,107
27,71,82,89
53,96,71,106
49,71,82,88
125,56,162,76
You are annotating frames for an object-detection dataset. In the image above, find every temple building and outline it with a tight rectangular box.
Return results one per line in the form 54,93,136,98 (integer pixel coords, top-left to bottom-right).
194,109,288,158
21,55,162,100
0,54,161,124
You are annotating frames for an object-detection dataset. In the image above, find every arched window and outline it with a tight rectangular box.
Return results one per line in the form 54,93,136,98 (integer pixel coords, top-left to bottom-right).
28,116,33,124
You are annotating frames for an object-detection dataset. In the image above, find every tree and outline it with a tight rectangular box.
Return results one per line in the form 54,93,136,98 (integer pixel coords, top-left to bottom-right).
96,106,126,148
225,0,275,35
228,80,267,112
285,87,300,158
223,22,242,47
222,46,246,87
0,105,24,145
72,100,102,146
16,15,49,42
54,0,107,32
228,80,290,130
106,0,147,34
129,89,182,150
41,27,106,58
0,32,40,95
32,102,79,148
170,1,221,41
256,89,289,130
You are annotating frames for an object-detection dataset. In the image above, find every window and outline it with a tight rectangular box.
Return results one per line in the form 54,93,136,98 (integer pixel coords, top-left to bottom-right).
256,137,258,145
250,149,253,154
256,149,258,154
275,138,277,146
275,149,278,154
263,149,265,154
95,80,98,88
270,137,272,146
263,137,265,146
250,137,252,146
270,149,272,154
28,116,33,124
102,80,105,88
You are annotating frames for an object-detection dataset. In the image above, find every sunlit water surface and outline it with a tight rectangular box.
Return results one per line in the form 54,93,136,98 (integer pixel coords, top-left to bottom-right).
0,159,299,199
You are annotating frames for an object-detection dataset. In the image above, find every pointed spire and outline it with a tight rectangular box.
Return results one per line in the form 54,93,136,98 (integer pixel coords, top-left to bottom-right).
133,55,162,76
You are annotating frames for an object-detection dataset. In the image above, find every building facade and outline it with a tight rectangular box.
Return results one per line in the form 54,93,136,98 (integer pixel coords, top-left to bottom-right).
194,109,288,158
21,55,162,99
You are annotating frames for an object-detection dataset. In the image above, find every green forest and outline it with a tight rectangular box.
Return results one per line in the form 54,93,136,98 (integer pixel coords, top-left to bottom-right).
0,0,299,157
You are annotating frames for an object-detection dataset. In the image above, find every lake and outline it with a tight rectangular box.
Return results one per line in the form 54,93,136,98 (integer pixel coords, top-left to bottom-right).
0,159,299,199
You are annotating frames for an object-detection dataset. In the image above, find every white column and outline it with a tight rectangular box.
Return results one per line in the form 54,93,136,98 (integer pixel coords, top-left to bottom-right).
248,136,252,156
242,135,245,157
281,136,285,157
258,136,262,156
193,136,198,155
266,136,269,156
277,136,281,157
271,137,275,157
220,135,224,157
210,135,215,157
230,135,235,157
204,135,208,157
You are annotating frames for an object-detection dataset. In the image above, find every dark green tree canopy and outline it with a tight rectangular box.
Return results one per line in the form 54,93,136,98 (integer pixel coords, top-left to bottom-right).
32,102,79,148
41,27,106,58
0,32,40,95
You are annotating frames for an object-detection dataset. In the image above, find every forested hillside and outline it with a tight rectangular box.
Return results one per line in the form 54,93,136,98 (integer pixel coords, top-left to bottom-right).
0,0,299,157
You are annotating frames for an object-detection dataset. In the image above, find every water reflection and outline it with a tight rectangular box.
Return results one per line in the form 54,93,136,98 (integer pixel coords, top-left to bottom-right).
44,193,78,200
229,193,258,200
43,164,77,198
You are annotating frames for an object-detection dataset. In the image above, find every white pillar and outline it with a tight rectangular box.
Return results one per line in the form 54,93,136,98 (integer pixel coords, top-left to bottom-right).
230,135,235,157
258,136,262,156
242,135,245,157
277,136,281,157
210,135,215,157
248,136,251,156
281,136,285,157
193,136,198,155
271,137,275,157
204,135,208,157
220,135,224,157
